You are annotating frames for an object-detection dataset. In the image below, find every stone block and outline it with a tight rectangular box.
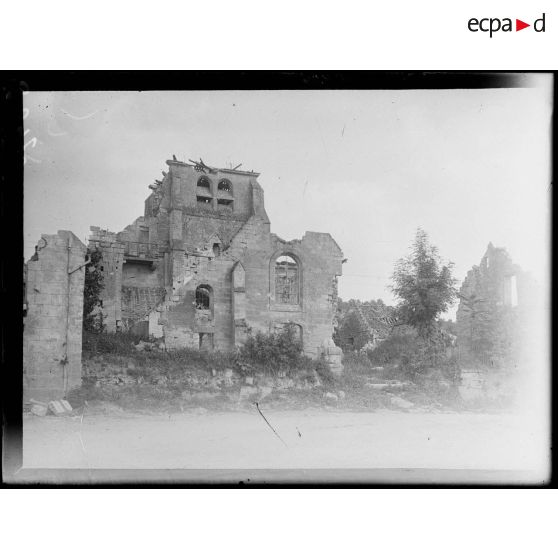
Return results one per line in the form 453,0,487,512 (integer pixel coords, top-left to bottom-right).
31,404,48,416
30,399,48,416
48,399,73,416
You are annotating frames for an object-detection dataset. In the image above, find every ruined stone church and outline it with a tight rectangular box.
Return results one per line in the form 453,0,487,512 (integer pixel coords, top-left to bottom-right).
90,158,344,356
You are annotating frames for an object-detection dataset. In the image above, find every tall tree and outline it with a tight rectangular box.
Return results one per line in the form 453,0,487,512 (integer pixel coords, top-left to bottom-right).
391,228,457,339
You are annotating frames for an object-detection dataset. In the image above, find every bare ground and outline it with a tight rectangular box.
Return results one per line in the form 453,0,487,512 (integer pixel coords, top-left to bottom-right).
20,404,549,483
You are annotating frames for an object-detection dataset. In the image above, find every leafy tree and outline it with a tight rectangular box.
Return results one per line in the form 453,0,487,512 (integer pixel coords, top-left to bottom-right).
391,228,457,339
437,318,457,336
83,248,105,332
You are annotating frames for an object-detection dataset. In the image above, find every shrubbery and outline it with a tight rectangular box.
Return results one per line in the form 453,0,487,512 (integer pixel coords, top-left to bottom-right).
83,325,316,377
236,324,312,376
366,328,419,366
83,330,237,371
83,330,149,355
366,326,459,382
83,248,105,333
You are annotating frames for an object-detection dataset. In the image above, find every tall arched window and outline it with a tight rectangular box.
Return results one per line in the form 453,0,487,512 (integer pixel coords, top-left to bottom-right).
275,255,299,304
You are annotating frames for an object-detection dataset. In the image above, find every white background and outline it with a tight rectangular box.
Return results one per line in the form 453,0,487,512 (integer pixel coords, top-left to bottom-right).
4,0,555,555
3,1,556,68
1,490,557,557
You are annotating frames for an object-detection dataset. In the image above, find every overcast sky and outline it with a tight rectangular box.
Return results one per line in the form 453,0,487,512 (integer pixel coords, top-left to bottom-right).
23,83,552,317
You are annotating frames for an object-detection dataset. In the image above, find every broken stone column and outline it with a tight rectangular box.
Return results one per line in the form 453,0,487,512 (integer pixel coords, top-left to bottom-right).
320,338,344,376
23,231,87,402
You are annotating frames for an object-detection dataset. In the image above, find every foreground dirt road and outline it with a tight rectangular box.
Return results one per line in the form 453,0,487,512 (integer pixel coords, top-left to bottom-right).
20,408,549,483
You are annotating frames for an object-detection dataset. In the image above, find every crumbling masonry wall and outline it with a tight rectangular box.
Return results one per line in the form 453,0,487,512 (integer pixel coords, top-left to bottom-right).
456,242,535,367
92,158,344,359
23,231,86,401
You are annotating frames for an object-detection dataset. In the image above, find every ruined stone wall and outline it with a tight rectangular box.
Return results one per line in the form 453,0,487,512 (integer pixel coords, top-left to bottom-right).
88,227,125,332
160,228,343,356
23,231,86,402
158,250,236,350
456,243,531,367
168,161,256,217
121,286,166,328
90,159,343,359
90,217,170,333
122,261,163,288
117,215,162,246
226,218,344,357
182,214,246,252
145,162,263,350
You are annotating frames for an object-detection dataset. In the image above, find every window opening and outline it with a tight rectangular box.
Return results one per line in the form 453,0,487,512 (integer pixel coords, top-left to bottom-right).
275,255,299,304
218,179,232,192
217,199,233,210
199,332,214,350
197,195,213,208
197,176,211,189
195,285,212,309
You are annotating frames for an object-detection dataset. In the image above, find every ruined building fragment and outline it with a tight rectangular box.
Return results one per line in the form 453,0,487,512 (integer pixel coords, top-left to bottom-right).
23,231,87,401
456,242,535,367
334,300,396,352
90,158,344,356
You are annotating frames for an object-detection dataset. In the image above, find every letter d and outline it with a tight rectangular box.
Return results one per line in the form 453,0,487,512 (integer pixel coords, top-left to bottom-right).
534,13,545,32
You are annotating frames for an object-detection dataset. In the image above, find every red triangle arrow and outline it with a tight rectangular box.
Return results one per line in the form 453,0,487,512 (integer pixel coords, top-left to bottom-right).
516,19,530,31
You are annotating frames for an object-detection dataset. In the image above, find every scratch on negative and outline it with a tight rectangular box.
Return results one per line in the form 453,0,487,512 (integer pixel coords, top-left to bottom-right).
60,108,99,120
78,402,89,461
48,122,68,137
24,154,42,164
255,402,288,448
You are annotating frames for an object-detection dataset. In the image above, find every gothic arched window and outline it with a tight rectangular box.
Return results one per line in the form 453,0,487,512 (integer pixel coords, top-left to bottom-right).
274,255,299,304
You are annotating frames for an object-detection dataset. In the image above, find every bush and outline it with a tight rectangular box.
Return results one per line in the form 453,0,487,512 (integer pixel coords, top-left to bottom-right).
367,329,421,366
314,355,335,385
342,352,374,375
236,324,311,376
83,331,237,373
83,326,320,380
66,378,102,408
162,347,236,372
82,330,149,355
367,327,460,382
